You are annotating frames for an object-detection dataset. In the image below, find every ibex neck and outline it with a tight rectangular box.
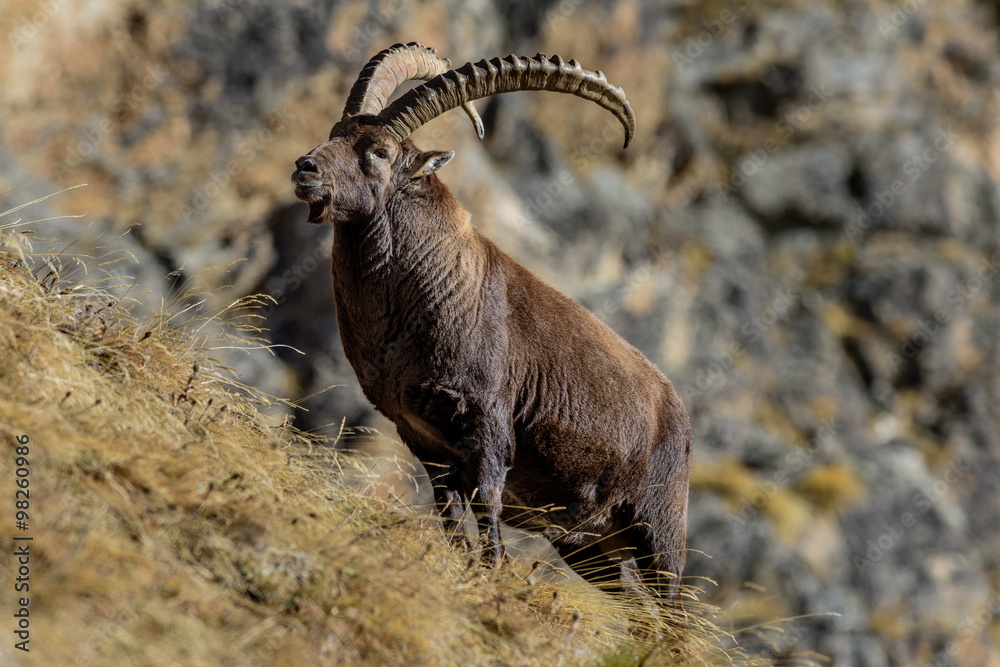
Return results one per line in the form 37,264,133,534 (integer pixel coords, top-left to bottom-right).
331,182,482,310
329,183,488,401
332,210,396,284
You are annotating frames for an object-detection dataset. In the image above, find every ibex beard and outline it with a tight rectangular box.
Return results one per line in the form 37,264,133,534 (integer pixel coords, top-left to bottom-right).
292,43,692,610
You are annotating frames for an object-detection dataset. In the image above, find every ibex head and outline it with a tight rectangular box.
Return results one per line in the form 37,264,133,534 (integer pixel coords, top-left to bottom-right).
292,42,635,224
292,117,454,225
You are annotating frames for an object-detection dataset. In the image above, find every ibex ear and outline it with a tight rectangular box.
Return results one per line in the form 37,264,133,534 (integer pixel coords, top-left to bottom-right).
410,150,454,179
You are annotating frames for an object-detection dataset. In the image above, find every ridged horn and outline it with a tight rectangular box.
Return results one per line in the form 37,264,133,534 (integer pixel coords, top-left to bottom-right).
377,53,636,148
341,42,484,139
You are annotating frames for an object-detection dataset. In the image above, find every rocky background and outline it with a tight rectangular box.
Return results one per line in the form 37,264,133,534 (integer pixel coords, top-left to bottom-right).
3,0,1000,664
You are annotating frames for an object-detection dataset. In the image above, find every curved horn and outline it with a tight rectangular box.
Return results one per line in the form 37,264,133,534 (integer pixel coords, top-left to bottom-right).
342,42,484,139
377,53,636,149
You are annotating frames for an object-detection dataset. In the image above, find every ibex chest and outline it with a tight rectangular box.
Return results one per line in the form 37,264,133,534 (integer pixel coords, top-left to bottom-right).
330,215,501,409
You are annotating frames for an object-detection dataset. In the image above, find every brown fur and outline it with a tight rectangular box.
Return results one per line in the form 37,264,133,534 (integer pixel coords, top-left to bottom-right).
293,116,692,602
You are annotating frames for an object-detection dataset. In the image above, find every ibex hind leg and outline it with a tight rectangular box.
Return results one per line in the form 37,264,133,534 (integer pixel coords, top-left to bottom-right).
629,482,689,627
548,518,655,596
633,417,691,611
624,517,687,621
552,524,664,633
597,511,687,644
597,517,665,619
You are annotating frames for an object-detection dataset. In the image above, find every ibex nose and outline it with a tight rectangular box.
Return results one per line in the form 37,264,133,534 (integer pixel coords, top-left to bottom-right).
295,156,320,173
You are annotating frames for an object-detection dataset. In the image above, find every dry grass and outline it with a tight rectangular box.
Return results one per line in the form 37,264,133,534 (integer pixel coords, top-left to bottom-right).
0,193,823,666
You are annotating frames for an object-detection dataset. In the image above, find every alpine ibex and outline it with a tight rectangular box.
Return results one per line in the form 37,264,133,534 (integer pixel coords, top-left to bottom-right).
292,43,692,604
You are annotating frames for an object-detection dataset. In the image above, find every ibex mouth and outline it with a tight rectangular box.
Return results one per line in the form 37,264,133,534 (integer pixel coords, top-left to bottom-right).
304,199,327,223
293,180,324,194
291,169,324,186
291,173,331,223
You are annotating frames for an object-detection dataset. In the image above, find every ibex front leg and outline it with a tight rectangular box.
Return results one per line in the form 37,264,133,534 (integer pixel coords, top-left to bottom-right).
404,387,513,567
465,414,513,570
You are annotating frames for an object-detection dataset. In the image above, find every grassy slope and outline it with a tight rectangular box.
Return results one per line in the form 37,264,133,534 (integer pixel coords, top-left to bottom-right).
0,214,801,666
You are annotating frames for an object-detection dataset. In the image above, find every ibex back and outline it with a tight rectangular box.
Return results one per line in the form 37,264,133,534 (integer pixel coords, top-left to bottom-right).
292,43,692,604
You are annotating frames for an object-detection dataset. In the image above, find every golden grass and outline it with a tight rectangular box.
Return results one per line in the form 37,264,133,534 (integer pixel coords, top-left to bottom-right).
0,193,824,666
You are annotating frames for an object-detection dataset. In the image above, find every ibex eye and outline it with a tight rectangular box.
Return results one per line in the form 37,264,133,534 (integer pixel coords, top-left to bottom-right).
369,147,389,160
